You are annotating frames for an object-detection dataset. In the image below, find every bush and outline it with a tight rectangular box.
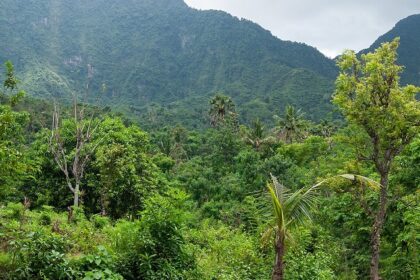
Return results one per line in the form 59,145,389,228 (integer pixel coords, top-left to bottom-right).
0,252,14,279
111,190,198,279
91,215,110,229
37,205,54,226
284,227,337,280
186,220,269,279
10,231,76,279
77,246,123,280
82,269,123,280
38,213,52,226
69,206,87,224
2,202,25,221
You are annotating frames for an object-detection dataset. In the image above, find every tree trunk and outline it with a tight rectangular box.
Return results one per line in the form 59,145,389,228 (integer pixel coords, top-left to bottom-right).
370,173,388,280
74,182,80,207
272,236,285,280
67,181,74,193
100,191,108,216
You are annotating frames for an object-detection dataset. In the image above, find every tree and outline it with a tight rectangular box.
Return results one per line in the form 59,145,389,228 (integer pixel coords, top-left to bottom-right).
1,61,25,106
263,175,318,280
209,94,237,127
92,117,161,218
49,82,101,207
333,38,420,279
0,61,30,200
0,105,29,198
274,105,307,144
243,118,275,151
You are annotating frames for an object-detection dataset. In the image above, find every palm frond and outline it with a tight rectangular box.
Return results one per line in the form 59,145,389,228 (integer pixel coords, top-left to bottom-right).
313,174,380,191
285,186,318,228
267,182,286,231
266,175,318,234
269,173,290,203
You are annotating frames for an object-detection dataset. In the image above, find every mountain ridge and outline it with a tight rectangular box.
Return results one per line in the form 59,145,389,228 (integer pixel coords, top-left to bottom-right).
0,0,337,127
1,1,418,128
359,14,420,85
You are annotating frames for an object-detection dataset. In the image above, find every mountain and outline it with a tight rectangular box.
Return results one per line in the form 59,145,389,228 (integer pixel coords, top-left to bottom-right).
360,14,420,85
1,0,338,127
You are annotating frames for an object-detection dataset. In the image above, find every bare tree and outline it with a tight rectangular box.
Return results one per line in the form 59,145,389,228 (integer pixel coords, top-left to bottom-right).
49,81,101,207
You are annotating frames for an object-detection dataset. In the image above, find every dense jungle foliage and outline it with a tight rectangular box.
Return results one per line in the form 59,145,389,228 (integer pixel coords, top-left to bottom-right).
0,38,419,279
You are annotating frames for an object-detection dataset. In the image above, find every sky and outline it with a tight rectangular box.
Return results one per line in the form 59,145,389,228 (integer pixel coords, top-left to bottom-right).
184,0,420,58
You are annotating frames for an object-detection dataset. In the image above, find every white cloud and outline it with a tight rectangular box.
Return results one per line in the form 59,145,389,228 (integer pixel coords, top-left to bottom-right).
184,0,420,57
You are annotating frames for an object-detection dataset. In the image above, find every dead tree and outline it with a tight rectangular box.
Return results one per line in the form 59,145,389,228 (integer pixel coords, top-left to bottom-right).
49,81,101,207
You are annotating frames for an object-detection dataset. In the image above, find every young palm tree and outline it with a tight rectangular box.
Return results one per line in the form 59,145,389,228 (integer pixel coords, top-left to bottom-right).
263,174,318,280
264,174,379,280
274,105,307,143
209,94,236,126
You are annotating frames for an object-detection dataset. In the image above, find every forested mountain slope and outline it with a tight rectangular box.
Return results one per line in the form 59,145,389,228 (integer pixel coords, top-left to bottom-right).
0,0,337,127
360,14,420,85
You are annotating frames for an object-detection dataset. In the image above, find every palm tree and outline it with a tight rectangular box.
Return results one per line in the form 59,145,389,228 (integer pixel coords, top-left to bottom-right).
317,119,335,139
209,94,236,127
169,126,188,161
313,119,336,149
274,105,307,143
263,174,318,280
244,118,275,150
156,126,188,162
264,173,380,280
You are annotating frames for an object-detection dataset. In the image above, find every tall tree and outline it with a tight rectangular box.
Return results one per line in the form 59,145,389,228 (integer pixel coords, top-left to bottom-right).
209,94,236,127
333,38,420,280
263,175,318,280
274,105,307,144
92,117,160,218
244,118,274,151
0,61,29,199
49,82,101,207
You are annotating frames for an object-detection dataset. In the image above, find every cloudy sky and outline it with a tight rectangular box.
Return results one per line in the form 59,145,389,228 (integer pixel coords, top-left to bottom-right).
184,0,420,58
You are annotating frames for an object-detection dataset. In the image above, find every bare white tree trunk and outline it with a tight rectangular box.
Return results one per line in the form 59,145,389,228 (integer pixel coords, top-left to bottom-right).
49,78,101,208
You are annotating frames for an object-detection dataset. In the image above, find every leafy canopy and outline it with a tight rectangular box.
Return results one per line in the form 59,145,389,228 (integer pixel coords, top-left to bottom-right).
334,38,420,166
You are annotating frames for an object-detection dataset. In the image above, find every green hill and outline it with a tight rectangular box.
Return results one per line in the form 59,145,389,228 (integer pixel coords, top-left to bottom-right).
0,0,337,127
360,14,420,85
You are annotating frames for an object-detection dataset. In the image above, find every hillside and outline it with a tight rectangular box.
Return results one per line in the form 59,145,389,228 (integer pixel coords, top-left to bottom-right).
1,2,419,279
360,14,420,85
0,0,337,127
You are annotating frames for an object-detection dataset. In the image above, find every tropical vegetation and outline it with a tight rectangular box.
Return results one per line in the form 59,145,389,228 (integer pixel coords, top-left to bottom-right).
0,37,418,279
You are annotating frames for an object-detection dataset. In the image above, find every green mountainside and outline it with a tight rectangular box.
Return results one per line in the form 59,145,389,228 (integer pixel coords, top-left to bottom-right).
1,2,419,279
0,0,337,127
360,14,420,85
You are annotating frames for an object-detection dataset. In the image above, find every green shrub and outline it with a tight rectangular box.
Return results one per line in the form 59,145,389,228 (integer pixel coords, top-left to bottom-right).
83,269,123,280
2,202,25,221
10,231,76,279
187,220,269,279
0,252,14,280
77,246,123,280
37,205,54,226
38,213,52,226
70,206,87,224
284,227,337,280
91,215,110,229
111,190,198,279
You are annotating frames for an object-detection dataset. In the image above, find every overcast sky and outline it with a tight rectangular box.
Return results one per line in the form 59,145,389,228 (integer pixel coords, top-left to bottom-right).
184,0,420,58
